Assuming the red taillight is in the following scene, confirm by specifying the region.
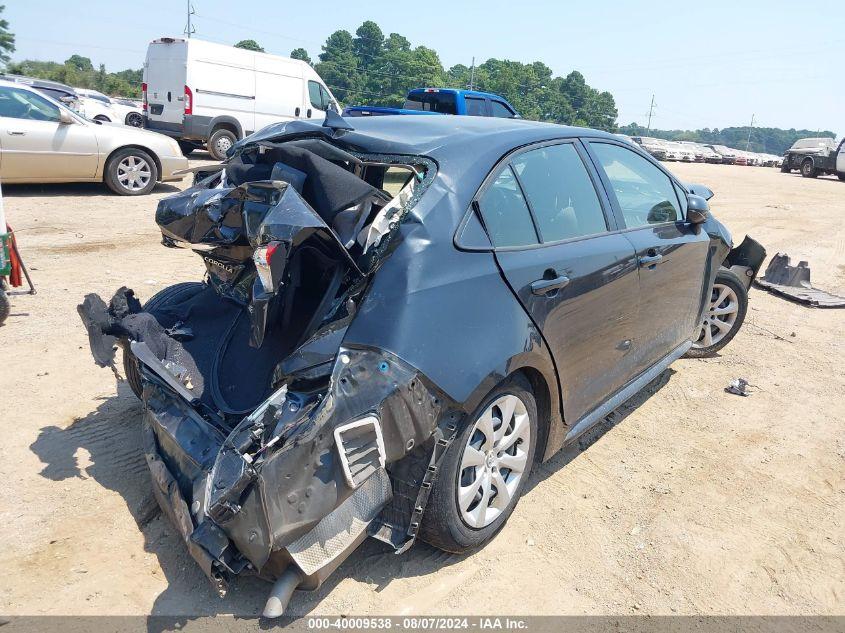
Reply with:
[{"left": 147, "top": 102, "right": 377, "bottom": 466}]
[
  {"left": 141, "top": 82, "right": 147, "bottom": 111},
  {"left": 254, "top": 242, "right": 284, "bottom": 293},
  {"left": 184, "top": 85, "right": 193, "bottom": 115}
]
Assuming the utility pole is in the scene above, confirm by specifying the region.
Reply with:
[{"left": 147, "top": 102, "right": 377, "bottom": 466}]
[
  {"left": 745, "top": 113, "right": 755, "bottom": 151},
  {"left": 184, "top": 0, "right": 196, "bottom": 38},
  {"left": 646, "top": 94, "right": 656, "bottom": 133},
  {"left": 469, "top": 57, "right": 476, "bottom": 91}
]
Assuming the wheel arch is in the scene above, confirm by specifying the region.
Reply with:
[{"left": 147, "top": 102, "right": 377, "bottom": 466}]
[
  {"left": 102, "top": 144, "right": 162, "bottom": 183},
  {"left": 209, "top": 116, "right": 243, "bottom": 139}
]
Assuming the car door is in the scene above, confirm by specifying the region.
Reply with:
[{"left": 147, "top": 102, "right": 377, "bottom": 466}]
[
  {"left": 476, "top": 140, "right": 640, "bottom": 425},
  {"left": 0, "top": 85, "right": 98, "bottom": 181},
  {"left": 585, "top": 140, "right": 710, "bottom": 374},
  {"left": 837, "top": 140, "right": 845, "bottom": 174}
]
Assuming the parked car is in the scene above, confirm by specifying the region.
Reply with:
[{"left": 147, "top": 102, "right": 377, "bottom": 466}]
[
  {"left": 783, "top": 137, "right": 845, "bottom": 179},
  {"left": 77, "top": 88, "right": 144, "bottom": 127},
  {"left": 781, "top": 137, "right": 843, "bottom": 178},
  {"left": 631, "top": 136, "right": 669, "bottom": 160},
  {"left": 79, "top": 114, "right": 765, "bottom": 617},
  {"left": 0, "top": 74, "right": 79, "bottom": 108},
  {"left": 706, "top": 144, "right": 737, "bottom": 164},
  {"left": 143, "top": 37, "right": 340, "bottom": 160},
  {"left": 0, "top": 79, "right": 187, "bottom": 195},
  {"left": 343, "top": 88, "right": 520, "bottom": 119},
  {"left": 666, "top": 141, "right": 697, "bottom": 162},
  {"left": 679, "top": 142, "right": 721, "bottom": 163}
]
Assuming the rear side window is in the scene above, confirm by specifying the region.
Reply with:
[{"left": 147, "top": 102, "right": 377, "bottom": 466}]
[
  {"left": 465, "top": 97, "right": 486, "bottom": 117},
  {"left": 510, "top": 144, "right": 607, "bottom": 241},
  {"left": 490, "top": 100, "right": 514, "bottom": 118},
  {"left": 403, "top": 92, "right": 457, "bottom": 114},
  {"left": 478, "top": 166, "right": 538, "bottom": 247},
  {"left": 589, "top": 142, "right": 682, "bottom": 228}
]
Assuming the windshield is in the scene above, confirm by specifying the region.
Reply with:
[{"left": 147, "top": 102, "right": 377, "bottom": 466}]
[{"left": 403, "top": 92, "right": 457, "bottom": 114}]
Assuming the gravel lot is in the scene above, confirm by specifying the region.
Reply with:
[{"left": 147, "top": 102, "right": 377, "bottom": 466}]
[{"left": 1, "top": 159, "right": 842, "bottom": 617}]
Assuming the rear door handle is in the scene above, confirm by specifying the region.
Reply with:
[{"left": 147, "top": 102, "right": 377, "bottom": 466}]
[
  {"left": 8, "top": 130, "right": 25, "bottom": 136},
  {"left": 638, "top": 253, "right": 663, "bottom": 268},
  {"left": 531, "top": 274, "right": 570, "bottom": 296}
]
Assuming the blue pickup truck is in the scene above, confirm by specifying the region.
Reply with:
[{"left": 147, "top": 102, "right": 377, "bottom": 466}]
[{"left": 343, "top": 88, "right": 520, "bottom": 118}]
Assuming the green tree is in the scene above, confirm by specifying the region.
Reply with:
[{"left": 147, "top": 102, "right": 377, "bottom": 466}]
[
  {"left": 290, "top": 47, "right": 311, "bottom": 64},
  {"left": 315, "top": 30, "right": 360, "bottom": 105},
  {"left": 234, "top": 39, "right": 264, "bottom": 52},
  {"left": 0, "top": 4, "right": 15, "bottom": 66},
  {"left": 65, "top": 54, "right": 93, "bottom": 72}
]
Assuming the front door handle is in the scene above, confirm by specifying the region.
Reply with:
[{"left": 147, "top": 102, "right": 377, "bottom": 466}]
[
  {"left": 8, "top": 130, "right": 25, "bottom": 136},
  {"left": 638, "top": 253, "right": 663, "bottom": 268},
  {"left": 531, "top": 274, "right": 570, "bottom": 296},
  {"left": 306, "top": 108, "right": 312, "bottom": 118}
]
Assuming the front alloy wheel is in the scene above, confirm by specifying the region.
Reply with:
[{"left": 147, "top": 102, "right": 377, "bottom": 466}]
[
  {"left": 458, "top": 394, "right": 531, "bottom": 529},
  {"left": 686, "top": 269, "right": 748, "bottom": 357}
]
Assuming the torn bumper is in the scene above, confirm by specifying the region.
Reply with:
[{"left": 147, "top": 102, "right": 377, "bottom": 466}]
[
  {"left": 724, "top": 235, "right": 767, "bottom": 289},
  {"left": 133, "top": 344, "right": 456, "bottom": 595},
  {"left": 141, "top": 418, "right": 227, "bottom": 593}
]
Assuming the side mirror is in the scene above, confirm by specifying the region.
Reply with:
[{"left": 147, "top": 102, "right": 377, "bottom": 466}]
[
  {"left": 58, "top": 109, "right": 76, "bottom": 125},
  {"left": 686, "top": 183, "right": 714, "bottom": 200},
  {"left": 686, "top": 194, "right": 710, "bottom": 224}
]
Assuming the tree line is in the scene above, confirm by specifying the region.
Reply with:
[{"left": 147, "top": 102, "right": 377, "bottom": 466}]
[
  {"left": 618, "top": 123, "right": 837, "bottom": 156},
  {"left": 0, "top": 7, "right": 835, "bottom": 145}
]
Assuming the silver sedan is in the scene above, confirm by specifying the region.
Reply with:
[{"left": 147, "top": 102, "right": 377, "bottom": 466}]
[{"left": 0, "top": 79, "right": 187, "bottom": 195}]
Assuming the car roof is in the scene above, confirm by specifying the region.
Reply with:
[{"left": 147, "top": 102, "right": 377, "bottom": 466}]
[
  {"left": 0, "top": 74, "right": 78, "bottom": 96},
  {"left": 408, "top": 87, "right": 513, "bottom": 101},
  {"left": 338, "top": 115, "right": 615, "bottom": 160}
]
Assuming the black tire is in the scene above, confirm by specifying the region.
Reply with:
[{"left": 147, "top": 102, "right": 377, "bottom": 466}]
[
  {"left": 801, "top": 158, "right": 818, "bottom": 178},
  {"left": 419, "top": 374, "right": 539, "bottom": 553},
  {"left": 104, "top": 147, "right": 159, "bottom": 195},
  {"left": 125, "top": 112, "right": 143, "bottom": 127},
  {"left": 123, "top": 282, "right": 205, "bottom": 399},
  {"left": 838, "top": 174, "right": 845, "bottom": 181},
  {"left": 685, "top": 269, "right": 748, "bottom": 358},
  {"left": 780, "top": 163, "right": 790, "bottom": 173},
  {"left": 207, "top": 128, "right": 237, "bottom": 161},
  {"left": 177, "top": 140, "right": 198, "bottom": 156},
  {"left": 0, "top": 287, "right": 10, "bottom": 326}
]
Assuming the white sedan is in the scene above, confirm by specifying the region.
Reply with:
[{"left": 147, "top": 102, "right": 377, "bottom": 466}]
[
  {"left": 76, "top": 88, "right": 144, "bottom": 127},
  {"left": 0, "top": 79, "right": 187, "bottom": 195}
]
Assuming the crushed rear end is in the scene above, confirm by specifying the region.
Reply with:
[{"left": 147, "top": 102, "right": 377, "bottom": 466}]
[{"left": 78, "top": 118, "right": 458, "bottom": 616}]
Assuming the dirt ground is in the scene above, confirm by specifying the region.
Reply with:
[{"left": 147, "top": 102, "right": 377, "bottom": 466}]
[{"left": 0, "top": 159, "right": 842, "bottom": 617}]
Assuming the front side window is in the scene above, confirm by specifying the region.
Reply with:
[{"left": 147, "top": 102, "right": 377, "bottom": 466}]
[
  {"left": 477, "top": 165, "right": 538, "bottom": 247},
  {"left": 510, "top": 143, "right": 607, "bottom": 242},
  {"left": 589, "top": 142, "right": 682, "bottom": 228},
  {"left": 0, "top": 86, "right": 61, "bottom": 122},
  {"left": 490, "top": 100, "right": 514, "bottom": 118},
  {"left": 308, "top": 80, "right": 332, "bottom": 110},
  {"left": 465, "top": 97, "right": 486, "bottom": 117}
]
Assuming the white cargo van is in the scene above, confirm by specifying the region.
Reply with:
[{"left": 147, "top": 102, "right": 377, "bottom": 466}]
[{"left": 143, "top": 37, "right": 339, "bottom": 159}]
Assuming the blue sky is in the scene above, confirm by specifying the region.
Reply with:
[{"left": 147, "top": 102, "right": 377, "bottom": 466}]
[{"left": 6, "top": 0, "right": 841, "bottom": 134}]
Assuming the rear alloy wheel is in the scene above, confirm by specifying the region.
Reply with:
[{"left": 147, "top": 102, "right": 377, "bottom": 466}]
[
  {"left": 686, "top": 269, "right": 748, "bottom": 358},
  {"left": 801, "top": 158, "right": 818, "bottom": 178},
  {"left": 420, "top": 375, "right": 538, "bottom": 553},
  {"left": 208, "top": 128, "right": 237, "bottom": 161},
  {"left": 125, "top": 112, "right": 143, "bottom": 127},
  {"left": 458, "top": 394, "right": 532, "bottom": 528},
  {"left": 105, "top": 148, "right": 158, "bottom": 195}
]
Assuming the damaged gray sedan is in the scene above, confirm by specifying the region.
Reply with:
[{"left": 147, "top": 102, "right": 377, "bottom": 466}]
[{"left": 79, "top": 113, "right": 765, "bottom": 617}]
